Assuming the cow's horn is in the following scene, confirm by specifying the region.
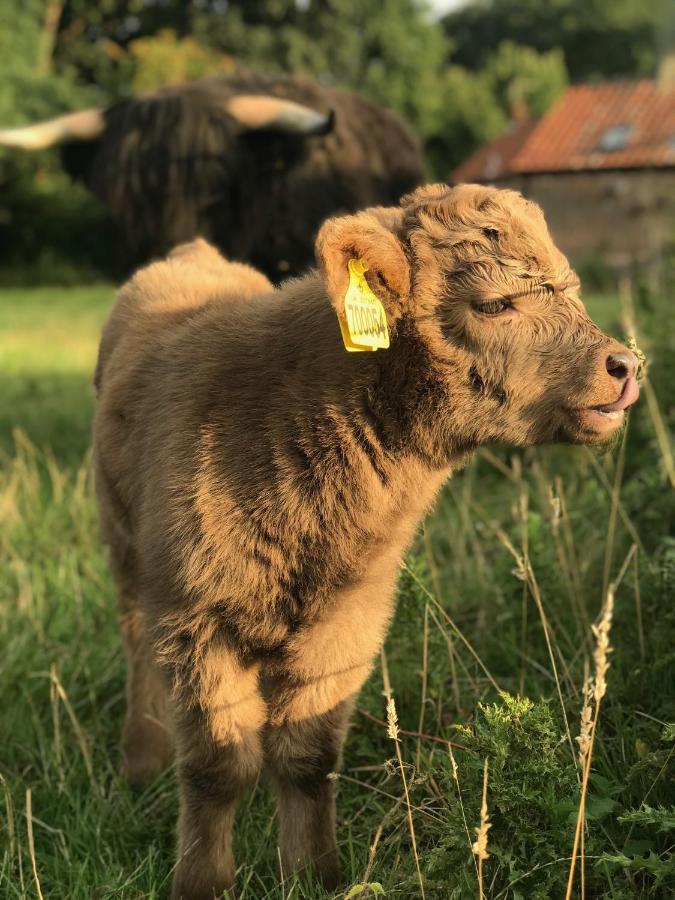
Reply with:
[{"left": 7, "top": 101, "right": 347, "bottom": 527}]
[
  {"left": 0, "top": 108, "right": 105, "bottom": 150},
  {"left": 226, "top": 95, "right": 333, "bottom": 135}
]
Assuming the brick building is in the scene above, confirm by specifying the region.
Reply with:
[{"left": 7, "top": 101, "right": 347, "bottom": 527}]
[{"left": 450, "top": 77, "right": 675, "bottom": 275}]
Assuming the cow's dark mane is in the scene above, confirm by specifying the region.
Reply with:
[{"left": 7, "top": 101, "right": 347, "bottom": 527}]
[{"left": 61, "top": 73, "right": 424, "bottom": 280}]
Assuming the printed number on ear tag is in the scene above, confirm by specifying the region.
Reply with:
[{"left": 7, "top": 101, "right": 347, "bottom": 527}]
[{"left": 338, "top": 258, "right": 390, "bottom": 352}]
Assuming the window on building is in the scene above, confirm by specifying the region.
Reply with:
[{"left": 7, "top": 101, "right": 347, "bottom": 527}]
[{"left": 597, "top": 124, "right": 633, "bottom": 152}]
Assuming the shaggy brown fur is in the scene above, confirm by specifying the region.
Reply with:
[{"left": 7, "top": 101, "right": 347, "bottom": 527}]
[
  {"left": 8, "top": 73, "right": 423, "bottom": 279},
  {"left": 93, "top": 184, "right": 639, "bottom": 899}
]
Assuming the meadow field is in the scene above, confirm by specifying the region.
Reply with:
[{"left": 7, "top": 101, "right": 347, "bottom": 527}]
[{"left": 0, "top": 283, "right": 673, "bottom": 898}]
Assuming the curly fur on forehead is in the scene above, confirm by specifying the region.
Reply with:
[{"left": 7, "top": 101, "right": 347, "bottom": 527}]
[{"left": 401, "top": 183, "right": 575, "bottom": 290}]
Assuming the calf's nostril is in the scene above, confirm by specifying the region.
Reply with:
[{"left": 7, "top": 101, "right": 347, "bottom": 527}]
[{"left": 606, "top": 351, "right": 637, "bottom": 382}]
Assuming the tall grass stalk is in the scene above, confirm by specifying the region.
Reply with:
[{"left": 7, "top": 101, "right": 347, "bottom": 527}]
[
  {"left": 620, "top": 275, "right": 675, "bottom": 488},
  {"left": 448, "top": 746, "right": 479, "bottom": 881},
  {"left": 566, "top": 545, "right": 636, "bottom": 899},
  {"left": 473, "top": 502, "right": 578, "bottom": 766},
  {"left": 385, "top": 693, "right": 426, "bottom": 900},
  {"left": 568, "top": 589, "right": 614, "bottom": 900},
  {"left": 544, "top": 476, "right": 588, "bottom": 638},
  {"left": 403, "top": 562, "right": 501, "bottom": 694},
  {"left": 423, "top": 526, "right": 461, "bottom": 713},
  {"left": 632, "top": 550, "right": 645, "bottom": 662},
  {"left": 25, "top": 788, "right": 44, "bottom": 900},
  {"left": 0, "top": 773, "right": 19, "bottom": 888},
  {"left": 416, "top": 578, "right": 430, "bottom": 769},
  {"left": 602, "top": 426, "right": 628, "bottom": 598},
  {"left": 472, "top": 759, "right": 491, "bottom": 900}
]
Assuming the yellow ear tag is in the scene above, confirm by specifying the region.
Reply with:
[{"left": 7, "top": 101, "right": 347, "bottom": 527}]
[{"left": 338, "top": 258, "right": 390, "bottom": 352}]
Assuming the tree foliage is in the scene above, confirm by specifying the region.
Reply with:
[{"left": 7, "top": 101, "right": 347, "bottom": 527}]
[
  {"left": 484, "top": 41, "right": 568, "bottom": 119},
  {"left": 191, "top": 0, "right": 446, "bottom": 139},
  {"left": 442, "top": 0, "right": 666, "bottom": 81},
  {"left": 426, "top": 65, "right": 506, "bottom": 175},
  {"left": 0, "top": 0, "right": 665, "bottom": 276},
  {"left": 128, "top": 29, "right": 235, "bottom": 93}
]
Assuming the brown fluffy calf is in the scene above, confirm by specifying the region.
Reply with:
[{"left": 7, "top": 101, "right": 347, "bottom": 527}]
[{"left": 93, "top": 184, "right": 639, "bottom": 898}]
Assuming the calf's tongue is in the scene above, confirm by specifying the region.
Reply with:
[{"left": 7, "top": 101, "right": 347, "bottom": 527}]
[{"left": 601, "top": 376, "right": 640, "bottom": 412}]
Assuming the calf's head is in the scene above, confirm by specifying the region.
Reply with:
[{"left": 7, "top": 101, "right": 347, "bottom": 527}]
[{"left": 317, "top": 183, "right": 639, "bottom": 453}]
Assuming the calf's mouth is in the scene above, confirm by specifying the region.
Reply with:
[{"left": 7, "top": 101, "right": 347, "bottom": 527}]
[{"left": 577, "top": 376, "right": 640, "bottom": 431}]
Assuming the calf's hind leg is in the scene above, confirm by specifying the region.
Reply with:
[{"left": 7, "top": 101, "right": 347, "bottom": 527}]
[
  {"left": 118, "top": 588, "right": 174, "bottom": 784},
  {"left": 100, "top": 489, "right": 174, "bottom": 784}
]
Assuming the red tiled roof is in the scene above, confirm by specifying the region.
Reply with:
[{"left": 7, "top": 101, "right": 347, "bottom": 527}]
[
  {"left": 451, "top": 80, "right": 675, "bottom": 181},
  {"left": 451, "top": 119, "right": 535, "bottom": 183}
]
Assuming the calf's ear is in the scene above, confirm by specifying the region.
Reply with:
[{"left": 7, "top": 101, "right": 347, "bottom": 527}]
[{"left": 315, "top": 210, "right": 410, "bottom": 321}]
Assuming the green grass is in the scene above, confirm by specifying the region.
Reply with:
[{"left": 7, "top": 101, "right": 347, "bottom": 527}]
[
  {"left": 1, "top": 284, "right": 674, "bottom": 898},
  {"left": 0, "top": 286, "right": 113, "bottom": 464}
]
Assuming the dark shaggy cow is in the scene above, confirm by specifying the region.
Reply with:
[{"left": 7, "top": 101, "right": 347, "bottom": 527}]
[{"left": 0, "top": 73, "right": 424, "bottom": 278}]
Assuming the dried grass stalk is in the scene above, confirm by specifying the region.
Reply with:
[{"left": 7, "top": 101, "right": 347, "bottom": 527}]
[
  {"left": 386, "top": 692, "right": 426, "bottom": 900},
  {"left": 472, "top": 758, "right": 491, "bottom": 899},
  {"left": 565, "top": 585, "right": 616, "bottom": 900}
]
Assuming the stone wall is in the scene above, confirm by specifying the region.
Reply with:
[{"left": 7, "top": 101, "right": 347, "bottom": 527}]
[{"left": 500, "top": 169, "right": 675, "bottom": 273}]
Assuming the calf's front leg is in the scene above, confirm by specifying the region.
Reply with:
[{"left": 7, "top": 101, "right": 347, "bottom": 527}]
[
  {"left": 264, "top": 696, "right": 355, "bottom": 890},
  {"left": 170, "top": 650, "right": 266, "bottom": 900},
  {"left": 263, "top": 581, "right": 397, "bottom": 888}
]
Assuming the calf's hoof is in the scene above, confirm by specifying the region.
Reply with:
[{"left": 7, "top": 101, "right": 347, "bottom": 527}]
[
  {"left": 280, "top": 854, "right": 343, "bottom": 894},
  {"left": 170, "top": 872, "right": 236, "bottom": 900}
]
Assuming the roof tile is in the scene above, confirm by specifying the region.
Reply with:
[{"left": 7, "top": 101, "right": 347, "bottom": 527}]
[
  {"left": 451, "top": 119, "right": 535, "bottom": 183},
  {"left": 451, "top": 80, "right": 675, "bottom": 181}
]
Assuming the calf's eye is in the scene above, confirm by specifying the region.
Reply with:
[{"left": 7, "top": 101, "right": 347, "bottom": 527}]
[{"left": 474, "top": 299, "right": 510, "bottom": 316}]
